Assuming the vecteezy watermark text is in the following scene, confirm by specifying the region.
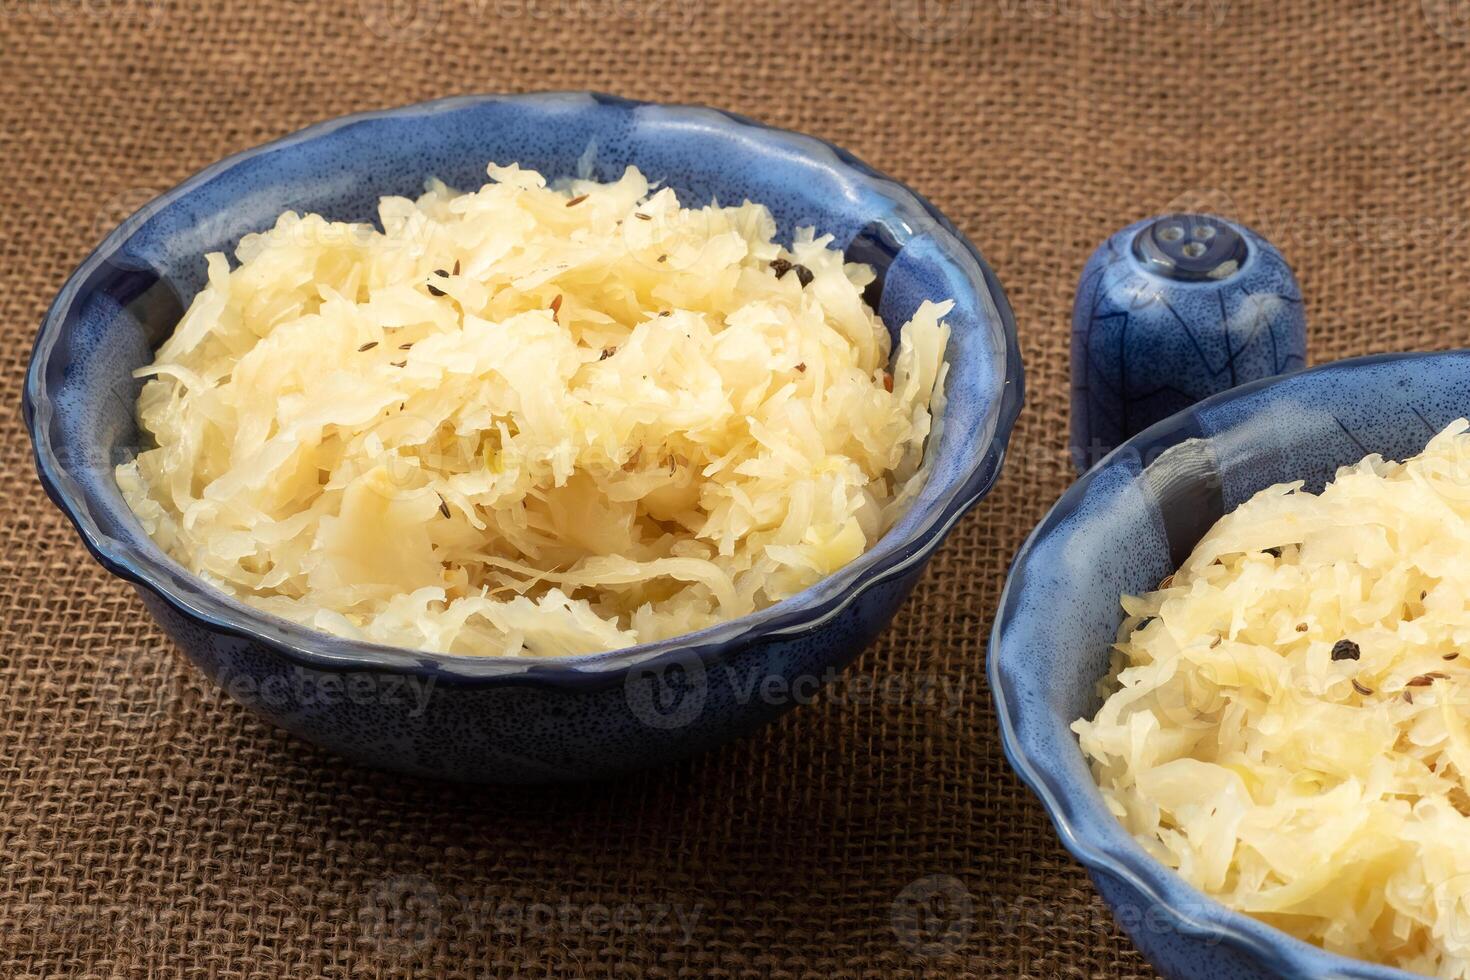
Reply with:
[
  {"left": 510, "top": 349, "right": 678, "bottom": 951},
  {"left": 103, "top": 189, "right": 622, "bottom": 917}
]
[
  {"left": 1001, "top": 0, "right": 1228, "bottom": 26},
  {"left": 360, "top": 0, "right": 702, "bottom": 41},
  {"left": 892, "top": 0, "right": 1227, "bottom": 42},
  {"left": 358, "top": 874, "right": 704, "bottom": 958},
  {"left": 2, "top": 0, "right": 165, "bottom": 29},
  {"left": 91, "top": 645, "right": 438, "bottom": 727},
  {"left": 626, "top": 657, "right": 967, "bottom": 731},
  {"left": 217, "top": 666, "right": 436, "bottom": 718}
]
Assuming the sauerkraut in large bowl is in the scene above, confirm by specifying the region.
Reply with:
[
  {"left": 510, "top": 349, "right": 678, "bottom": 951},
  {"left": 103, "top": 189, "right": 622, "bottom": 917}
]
[
  {"left": 115, "top": 162, "right": 952, "bottom": 658},
  {"left": 30, "top": 93, "right": 1019, "bottom": 781}
]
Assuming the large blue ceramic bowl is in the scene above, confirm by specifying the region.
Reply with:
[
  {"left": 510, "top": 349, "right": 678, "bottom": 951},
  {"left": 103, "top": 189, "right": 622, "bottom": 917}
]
[
  {"left": 25, "top": 93, "right": 1022, "bottom": 783},
  {"left": 990, "top": 350, "right": 1470, "bottom": 978}
]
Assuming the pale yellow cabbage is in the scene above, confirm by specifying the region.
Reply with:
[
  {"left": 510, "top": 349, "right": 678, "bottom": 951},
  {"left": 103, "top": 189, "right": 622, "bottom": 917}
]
[
  {"left": 117, "top": 163, "right": 950, "bottom": 657},
  {"left": 1075, "top": 420, "right": 1470, "bottom": 977}
]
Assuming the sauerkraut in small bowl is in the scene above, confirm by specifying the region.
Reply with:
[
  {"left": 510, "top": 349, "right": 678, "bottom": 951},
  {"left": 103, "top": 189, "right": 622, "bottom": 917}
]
[
  {"left": 992, "top": 350, "right": 1470, "bottom": 979},
  {"left": 26, "top": 93, "right": 1020, "bottom": 781}
]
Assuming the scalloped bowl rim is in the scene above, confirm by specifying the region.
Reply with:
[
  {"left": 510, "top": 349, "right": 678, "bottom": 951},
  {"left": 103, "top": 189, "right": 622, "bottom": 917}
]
[
  {"left": 25, "top": 91, "right": 1023, "bottom": 686},
  {"left": 989, "top": 349, "right": 1449, "bottom": 979}
]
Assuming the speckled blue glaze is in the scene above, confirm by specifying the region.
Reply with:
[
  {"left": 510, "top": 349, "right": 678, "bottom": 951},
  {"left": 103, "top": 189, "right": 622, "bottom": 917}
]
[
  {"left": 1070, "top": 214, "right": 1306, "bottom": 470},
  {"left": 25, "top": 93, "right": 1022, "bottom": 783},
  {"left": 991, "top": 351, "right": 1470, "bottom": 979}
]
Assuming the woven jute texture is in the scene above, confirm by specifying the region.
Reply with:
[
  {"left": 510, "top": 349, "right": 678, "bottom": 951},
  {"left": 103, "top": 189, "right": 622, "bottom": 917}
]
[{"left": 5, "top": 0, "right": 1470, "bottom": 976}]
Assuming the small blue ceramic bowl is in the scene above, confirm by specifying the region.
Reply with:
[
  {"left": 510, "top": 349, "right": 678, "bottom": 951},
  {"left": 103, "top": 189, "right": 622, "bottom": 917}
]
[
  {"left": 990, "top": 350, "right": 1470, "bottom": 978},
  {"left": 25, "top": 93, "right": 1021, "bottom": 783}
]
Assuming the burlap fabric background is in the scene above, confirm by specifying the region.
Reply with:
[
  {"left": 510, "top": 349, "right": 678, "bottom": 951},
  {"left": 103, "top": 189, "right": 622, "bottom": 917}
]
[{"left": 4, "top": 0, "right": 1470, "bottom": 976}]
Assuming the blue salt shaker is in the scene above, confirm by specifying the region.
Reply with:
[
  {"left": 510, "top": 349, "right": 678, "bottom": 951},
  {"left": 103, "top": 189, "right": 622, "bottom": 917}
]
[{"left": 1070, "top": 213, "right": 1306, "bottom": 470}]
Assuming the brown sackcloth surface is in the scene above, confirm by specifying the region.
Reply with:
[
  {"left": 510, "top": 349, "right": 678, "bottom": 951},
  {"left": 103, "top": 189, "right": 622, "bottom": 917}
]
[{"left": 4, "top": 0, "right": 1470, "bottom": 976}]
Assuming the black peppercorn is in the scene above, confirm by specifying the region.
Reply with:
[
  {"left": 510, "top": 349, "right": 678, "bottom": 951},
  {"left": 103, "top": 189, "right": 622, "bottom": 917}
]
[{"left": 769, "top": 258, "right": 814, "bottom": 286}]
